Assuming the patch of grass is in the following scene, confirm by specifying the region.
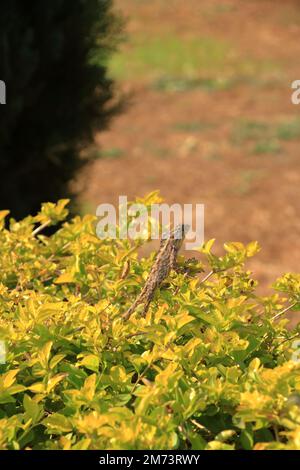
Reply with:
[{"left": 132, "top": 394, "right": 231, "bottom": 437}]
[
  {"left": 109, "top": 34, "right": 230, "bottom": 80},
  {"left": 101, "top": 147, "right": 125, "bottom": 159},
  {"left": 153, "top": 74, "right": 285, "bottom": 93},
  {"left": 84, "top": 146, "right": 125, "bottom": 160},
  {"left": 232, "top": 117, "right": 300, "bottom": 156},
  {"left": 109, "top": 31, "right": 282, "bottom": 87},
  {"left": 234, "top": 170, "right": 264, "bottom": 195},
  {"left": 172, "top": 121, "right": 215, "bottom": 132},
  {"left": 276, "top": 118, "right": 300, "bottom": 141},
  {"left": 152, "top": 76, "right": 233, "bottom": 92},
  {"left": 252, "top": 139, "right": 282, "bottom": 155},
  {"left": 231, "top": 120, "right": 271, "bottom": 145},
  {"left": 231, "top": 120, "right": 284, "bottom": 156}
]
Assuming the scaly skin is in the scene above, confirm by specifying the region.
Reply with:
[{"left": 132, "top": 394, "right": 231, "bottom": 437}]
[{"left": 122, "top": 224, "right": 189, "bottom": 320}]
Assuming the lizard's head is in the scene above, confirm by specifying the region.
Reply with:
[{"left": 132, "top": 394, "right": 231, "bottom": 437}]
[
  {"left": 172, "top": 223, "right": 190, "bottom": 248},
  {"left": 173, "top": 223, "right": 190, "bottom": 238},
  {"left": 160, "top": 224, "right": 190, "bottom": 249}
]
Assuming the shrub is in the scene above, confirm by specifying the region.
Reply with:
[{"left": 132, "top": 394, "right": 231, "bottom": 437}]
[
  {"left": 0, "top": 0, "right": 122, "bottom": 218},
  {"left": 0, "top": 194, "right": 300, "bottom": 450}
]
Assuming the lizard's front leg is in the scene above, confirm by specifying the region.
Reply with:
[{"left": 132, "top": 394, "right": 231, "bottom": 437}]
[
  {"left": 170, "top": 245, "right": 177, "bottom": 270},
  {"left": 170, "top": 245, "right": 184, "bottom": 274}
]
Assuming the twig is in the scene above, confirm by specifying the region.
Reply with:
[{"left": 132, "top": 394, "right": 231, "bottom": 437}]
[
  {"left": 199, "top": 268, "right": 226, "bottom": 285},
  {"left": 199, "top": 270, "right": 214, "bottom": 285},
  {"left": 276, "top": 332, "right": 300, "bottom": 349},
  {"left": 190, "top": 419, "right": 213, "bottom": 437},
  {"left": 125, "top": 331, "right": 147, "bottom": 340},
  {"left": 131, "top": 364, "right": 151, "bottom": 394},
  {"left": 272, "top": 302, "right": 297, "bottom": 321},
  {"left": 32, "top": 220, "right": 51, "bottom": 237},
  {"left": 273, "top": 424, "right": 280, "bottom": 442}
]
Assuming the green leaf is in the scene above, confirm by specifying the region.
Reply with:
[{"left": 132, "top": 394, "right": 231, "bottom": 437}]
[
  {"left": 23, "top": 394, "right": 42, "bottom": 423},
  {"left": 79, "top": 355, "right": 100, "bottom": 372},
  {"left": 240, "top": 429, "right": 253, "bottom": 450},
  {"left": 43, "top": 413, "right": 73, "bottom": 434}
]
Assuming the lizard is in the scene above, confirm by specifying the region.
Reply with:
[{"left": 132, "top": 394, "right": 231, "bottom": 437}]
[{"left": 122, "top": 224, "right": 189, "bottom": 320}]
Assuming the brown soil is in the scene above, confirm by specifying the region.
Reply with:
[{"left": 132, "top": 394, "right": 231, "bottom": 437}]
[{"left": 76, "top": 0, "right": 300, "bottom": 320}]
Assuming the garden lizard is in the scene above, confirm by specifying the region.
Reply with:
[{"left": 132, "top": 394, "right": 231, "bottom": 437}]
[{"left": 122, "top": 224, "right": 189, "bottom": 320}]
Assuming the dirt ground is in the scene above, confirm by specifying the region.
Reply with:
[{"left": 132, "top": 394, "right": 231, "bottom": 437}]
[{"left": 76, "top": 0, "right": 300, "bottom": 318}]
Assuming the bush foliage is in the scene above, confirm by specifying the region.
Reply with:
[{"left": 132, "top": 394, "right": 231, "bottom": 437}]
[
  {"left": 0, "top": 194, "right": 300, "bottom": 450},
  {"left": 0, "top": 0, "right": 122, "bottom": 218}
]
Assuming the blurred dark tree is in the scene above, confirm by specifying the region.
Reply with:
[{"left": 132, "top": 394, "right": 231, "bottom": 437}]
[{"left": 0, "top": 0, "right": 123, "bottom": 218}]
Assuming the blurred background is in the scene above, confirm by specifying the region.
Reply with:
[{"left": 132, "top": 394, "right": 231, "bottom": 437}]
[{"left": 1, "top": 0, "right": 300, "bottom": 294}]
